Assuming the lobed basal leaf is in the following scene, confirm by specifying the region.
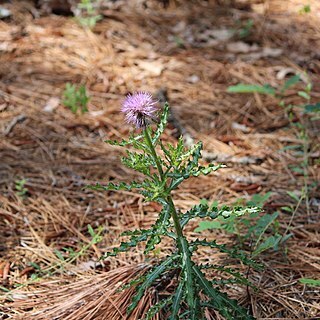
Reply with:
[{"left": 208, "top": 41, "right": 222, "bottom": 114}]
[
  {"left": 190, "top": 239, "right": 261, "bottom": 269},
  {"left": 127, "top": 255, "right": 178, "bottom": 315},
  {"left": 193, "top": 266, "right": 254, "bottom": 320}
]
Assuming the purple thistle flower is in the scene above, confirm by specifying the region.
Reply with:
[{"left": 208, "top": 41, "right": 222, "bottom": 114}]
[{"left": 121, "top": 92, "right": 159, "bottom": 129}]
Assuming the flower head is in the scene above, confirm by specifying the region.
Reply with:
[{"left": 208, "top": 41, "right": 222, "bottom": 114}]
[{"left": 121, "top": 92, "right": 159, "bottom": 128}]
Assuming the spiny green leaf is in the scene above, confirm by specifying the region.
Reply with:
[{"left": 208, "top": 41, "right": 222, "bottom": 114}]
[
  {"left": 160, "top": 136, "right": 186, "bottom": 168},
  {"left": 152, "top": 102, "right": 170, "bottom": 145},
  {"left": 179, "top": 237, "right": 196, "bottom": 311},
  {"left": 169, "top": 163, "right": 222, "bottom": 191},
  {"left": 105, "top": 133, "right": 144, "bottom": 148},
  {"left": 189, "top": 164, "right": 222, "bottom": 177},
  {"left": 121, "top": 150, "right": 154, "bottom": 176},
  {"left": 127, "top": 256, "right": 177, "bottom": 315},
  {"left": 145, "top": 205, "right": 173, "bottom": 253},
  {"left": 142, "top": 296, "right": 173, "bottom": 320},
  {"left": 199, "top": 263, "right": 252, "bottom": 286},
  {"left": 105, "top": 232, "right": 151, "bottom": 258},
  {"left": 190, "top": 239, "right": 260, "bottom": 269},
  {"left": 180, "top": 203, "right": 219, "bottom": 228},
  {"left": 119, "top": 271, "right": 148, "bottom": 292},
  {"left": 194, "top": 206, "right": 260, "bottom": 233},
  {"left": 87, "top": 181, "right": 143, "bottom": 192},
  {"left": 168, "top": 281, "right": 184, "bottom": 320},
  {"left": 194, "top": 266, "right": 254, "bottom": 320}
]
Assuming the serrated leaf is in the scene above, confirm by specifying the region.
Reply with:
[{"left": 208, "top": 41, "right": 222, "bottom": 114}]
[
  {"left": 119, "top": 272, "right": 147, "bottom": 292},
  {"left": 199, "top": 263, "right": 252, "bottom": 287},
  {"left": 105, "top": 133, "right": 145, "bottom": 149},
  {"left": 145, "top": 205, "right": 173, "bottom": 253},
  {"left": 191, "top": 205, "right": 259, "bottom": 233},
  {"left": 127, "top": 256, "right": 176, "bottom": 315},
  {"left": 178, "top": 237, "right": 197, "bottom": 313},
  {"left": 191, "top": 239, "right": 260, "bottom": 268},
  {"left": 121, "top": 150, "right": 153, "bottom": 176},
  {"left": 87, "top": 181, "right": 143, "bottom": 192},
  {"left": 193, "top": 266, "right": 254, "bottom": 320},
  {"left": 180, "top": 203, "right": 218, "bottom": 228},
  {"left": 143, "top": 296, "right": 173, "bottom": 320},
  {"left": 152, "top": 102, "right": 169, "bottom": 145},
  {"left": 107, "top": 233, "right": 149, "bottom": 257},
  {"left": 168, "top": 281, "right": 184, "bottom": 320},
  {"left": 227, "top": 84, "right": 275, "bottom": 95}
]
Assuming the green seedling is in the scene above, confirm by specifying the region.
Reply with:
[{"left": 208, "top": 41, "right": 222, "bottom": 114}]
[{"left": 62, "top": 83, "right": 90, "bottom": 115}]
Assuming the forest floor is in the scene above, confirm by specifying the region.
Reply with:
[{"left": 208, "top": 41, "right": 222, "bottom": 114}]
[{"left": 0, "top": 0, "right": 320, "bottom": 319}]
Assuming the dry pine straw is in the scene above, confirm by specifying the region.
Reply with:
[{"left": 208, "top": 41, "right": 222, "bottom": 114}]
[{"left": 0, "top": 0, "right": 320, "bottom": 319}]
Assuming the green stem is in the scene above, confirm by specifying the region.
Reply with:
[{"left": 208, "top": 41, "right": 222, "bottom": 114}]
[
  {"left": 143, "top": 127, "right": 164, "bottom": 179},
  {"left": 143, "top": 127, "right": 185, "bottom": 239},
  {"left": 143, "top": 126, "right": 197, "bottom": 312}
]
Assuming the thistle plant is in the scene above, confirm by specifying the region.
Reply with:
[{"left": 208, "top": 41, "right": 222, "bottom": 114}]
[{"left": 90, "top": 92, "right": 259, "bottom": 319}]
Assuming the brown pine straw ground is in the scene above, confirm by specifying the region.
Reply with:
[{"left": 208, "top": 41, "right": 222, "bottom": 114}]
[{"left": 0, "top": 0, "right": 320, "bottom": 319}]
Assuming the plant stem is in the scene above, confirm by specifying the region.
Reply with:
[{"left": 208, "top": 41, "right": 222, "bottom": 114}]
[
  {"left": 143, "top": 127, "right": 185, "bottom": 239},
  {"left": 143, "top": 127, "right": 164, "bottom": 179},
  {"left": 143, "top": 127, "right": 197, "bottom": 311}
]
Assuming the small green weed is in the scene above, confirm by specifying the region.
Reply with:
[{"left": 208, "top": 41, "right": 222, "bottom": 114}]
[
  {"left": 235, "top": 19, "right": 254, "bottom": 39},
  {"left": 15, "top": 178, "right": 28, "bottom": 198},
  {"left": 21, "top": 225, "right": 103, "bottom": 280},
  {"left": 299, "top": 4, "right": 311, "bottom": 14},
  {"left": 49, "top": 224, "right": 103, "bottom": 274},
  {"left": 195, "top": 193, "right": 290, "bottom": 257},
  {"left": 62, "top": 83, "right": 90, "bottom": 115},
  {"left": 228, "top": 74, "right": 319, "bottom": 222},
  {"left": 76, "top": 0, "right": 102, "bottom": 29}
]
